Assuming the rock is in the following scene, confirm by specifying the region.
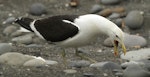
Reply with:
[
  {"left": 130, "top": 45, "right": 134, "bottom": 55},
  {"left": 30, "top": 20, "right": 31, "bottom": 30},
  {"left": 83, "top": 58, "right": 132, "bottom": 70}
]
[
  {"left": 99, "top": 9, "right": 112, "bottom": 17},
  {"left": 63, "top": 69, "right": 77, "bottom": 74},
  {"left": 113, "top": 18, "right": 123, "bottom": 27},
  {"left": 3, "top": 25, "right": 18, "bottom": 36},
  {"left": 69, "top": 60, "right": 91, "bottom": 68},
  {"left": 121, "top": 48, "right": 150, "bottom": 60},
  {"left": 124, "top": 33, "right": 147, "bottom": 47},
  {"left": 121, "top": 60, "right": 150, "bottom": 71},
  {"left": 103, "top": 33, "right": 147, "bottom": 48},
  {"left": 108, "top": 13, "right": 120, "bottom": 19},
  {"left": 124, "top": 10, "right": 144, "bottom": 29},
  {"left": 0, "top": 52, "right": 34, "bottom": 65},
  {"left": 2, "top": 17, "right": 16, "bottom": 24},
  {"left": 123, "top": 64, "right": 150, "bottom": 77},
  {"left": 90, "top": 61, "right": 122, "bottom": 71},
  {"left": 11, "top": 34, "right": 34, "bottom": 44},
  {"left": 83, "top": 73, "right": 95, "bottom": 77},
  {"left": 29, "top": 3, "right": 47, "bottom": 16},
  {"left": 90, "top": 4, "right": 103, "bottom": 14},
  {"left": 45, "top": 60, "right": 58, "bottom": 65},
  {"left": 0, "top": 43, "right": 13, "bottom": 54},
  {"left": 101, "top": 0, "right": 121, "bottom": 5},
  {"left": 23, "top": 57, "right": 47, "bottom": 66}
]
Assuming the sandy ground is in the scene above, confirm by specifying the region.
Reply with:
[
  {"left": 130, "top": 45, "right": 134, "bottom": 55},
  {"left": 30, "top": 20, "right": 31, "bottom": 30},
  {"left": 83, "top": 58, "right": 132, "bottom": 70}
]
[{"left": 0, "top": 0, "right": 150, "bottom": 77}]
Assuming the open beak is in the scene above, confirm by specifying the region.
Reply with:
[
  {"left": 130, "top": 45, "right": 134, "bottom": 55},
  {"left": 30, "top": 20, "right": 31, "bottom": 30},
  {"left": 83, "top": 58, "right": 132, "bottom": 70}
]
[{"left": 114, "top": 40, "right": 126, "bottom": 56}]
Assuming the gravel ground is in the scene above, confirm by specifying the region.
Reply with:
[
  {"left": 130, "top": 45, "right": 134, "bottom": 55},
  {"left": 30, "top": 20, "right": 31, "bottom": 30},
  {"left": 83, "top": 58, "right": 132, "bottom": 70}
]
[{"left": 0, "top": 0, "right": 150, "bottom": 77}]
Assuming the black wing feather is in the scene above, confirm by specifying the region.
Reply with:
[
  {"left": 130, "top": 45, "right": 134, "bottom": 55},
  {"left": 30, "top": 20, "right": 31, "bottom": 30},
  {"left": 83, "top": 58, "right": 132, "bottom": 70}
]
[{"left": 34, "top": 15, "right": 79, "bottom": 42}]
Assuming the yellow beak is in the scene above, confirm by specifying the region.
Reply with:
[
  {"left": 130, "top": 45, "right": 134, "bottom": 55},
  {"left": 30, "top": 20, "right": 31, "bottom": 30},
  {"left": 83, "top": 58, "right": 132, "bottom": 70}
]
[{"left": 114, "top": 40, "right": 126, "bottom": 56}]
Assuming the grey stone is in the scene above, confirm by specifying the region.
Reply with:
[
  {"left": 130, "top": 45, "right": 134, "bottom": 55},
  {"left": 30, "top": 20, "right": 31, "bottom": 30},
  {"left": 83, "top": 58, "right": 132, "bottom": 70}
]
[
  {"left": 103, "top": 33, "right": 147, "bottom": 47},
  {"left": 2, "top": 17, "right": 16, "bottom": 24},
  {"left": 45, "top": 60, "right": 58, "bottom": 65},
  {"left": 90, "top": 61, "right": 122, "bottom": 71},
  {"left": 121, "top": 48, "right": 150, "bottom": 60},
  {"left": 101, "top": 0, "right": 121, "bottom": 5},
  {"left": 108, "top": 13, "right": 120, "bottom": 19},
  {"left": 11, "top": 34, "right": 34, "bottom": 44},
  {"left": 0, "top": 43, "right": 13, "bottom": 54},
  {"left": 123, "top": 65, "right": 150, "bottom": 77},
  {"left": 0, "top": 52, "right": 34, "bottom": 65},
  {"left": 3, "top": 25, "right": 18, "bottom": 36},
  {"left": 90, "top": 4, "right": 103, "bottom": 14},
  {"left": 23, "top": 57, "right": 47, "bottom": 66},
  {"left": 63, "top": 69, "right": 77, "bottom": 74},
  {"left": 69, "top": 60, "right": 91, "bottom": 68},
  {"left": 29, "top": 3, "right": 47, "bottom": 16},
  {"left": 124, "top": 10, "right": 144, "bottom": 29},
  {"left": 113, "top": 18, "right": 123, "bottom": 27}
]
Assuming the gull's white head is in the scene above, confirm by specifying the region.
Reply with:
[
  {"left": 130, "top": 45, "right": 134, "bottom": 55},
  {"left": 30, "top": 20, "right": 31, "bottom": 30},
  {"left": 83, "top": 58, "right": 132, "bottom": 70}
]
[{"left": 108, "top": 26, "right": 126, "bottom": 56}]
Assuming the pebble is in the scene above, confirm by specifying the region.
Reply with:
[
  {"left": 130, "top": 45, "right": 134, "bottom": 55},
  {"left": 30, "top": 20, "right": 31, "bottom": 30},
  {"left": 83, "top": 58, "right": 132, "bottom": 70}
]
[
  {"left": 63, "top": 69, "right": 77, "bottom": 74},
  {"left": 2, "top": 17, "right": 16, "bottom": 24},
  {"left": 121, "top": 60, "right": 150, "bottom": 70},
  {"left": 123, "top": 64, "right": 150, "bottom": 77},
  {"left": 108, "top": 13, "right": 120, "bottom": 19},
  {"left": 45, "top": 60, "right": 58, "bottom": 65},
  {"left": 99, "top": 9, "right": 112, "bottom": 17},
  {"left": 113, "top": 18, "right": 123, "bottom": 27},
  {"left": 124, "top": 10, "right": 144, "bottom": 29},
  {"left": 90, "top": 4, "right": 103, "bottom": 14},
  {"left": 0, "top": 52, "right": 34, "bottom": 65},
  {"left": 100, "top": 0, "right": 121, "bottom": 5},
  {"left": 0, "top": 43, "right": 13, "bottom": 55},
  {"left": 69, "top": 60, "right": 91, "bottom": 68},
  {"left": 121, "top": 48, "right": 150, "bottom": 60},
  {"left": 83, "top": 73, "right": 95, "bottom": 77},
  {"left": 23, "top": 57, "right": 47, "bottom": 66},
  {"left": 3, "top": 25, "right": 18, "bottom": 36},
  {"left": 103, "top": 33, "right": 147, "bottom": 48},
  {"left": 11, "top": 34, "right": 34, "bottom": 44},
  {"left": 90, "top": 61, "right": 122, "bottom": 71},
  {"left": 29, "top": 3, "right": 47, "bottom": 16}
]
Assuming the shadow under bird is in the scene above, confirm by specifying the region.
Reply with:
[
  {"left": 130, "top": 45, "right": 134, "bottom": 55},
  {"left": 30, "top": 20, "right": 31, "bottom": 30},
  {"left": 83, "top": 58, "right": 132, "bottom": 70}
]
[{"left": 14, "top": 14, "right": 126, "bottom": 63}]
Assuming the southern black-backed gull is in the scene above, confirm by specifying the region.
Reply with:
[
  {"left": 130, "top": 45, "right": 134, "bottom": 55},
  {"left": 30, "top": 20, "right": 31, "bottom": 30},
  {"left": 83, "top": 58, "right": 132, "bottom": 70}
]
[{"left": 15, "top": 14, "right": 126, "bottom": 62}]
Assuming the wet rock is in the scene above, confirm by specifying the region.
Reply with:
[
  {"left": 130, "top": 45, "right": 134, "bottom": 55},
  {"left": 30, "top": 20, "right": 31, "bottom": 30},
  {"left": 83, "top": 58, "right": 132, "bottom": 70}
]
[
  {"left": 63, "top": 69, "right": 77, "bottom": 74},
  {"left": 90, "top": 61, "right": 122, "bottom": 71},
  {"left": 100, "top": 0, "right": 121, "bottom": 5},
  {"left": 11, "top": 34, "right": 34, "bottom": 44},
  {"left": 0, "top": 52, "right": 34, "bottom": 65},
  {"left": 124, "top": 10, "right": 144, "bottom": 29},
  {"left": 23, "top": 57, "right": 47, "bottom": 66},
  {"left": 2, "top": 17, "right": 16, "bottom": 24},
  {"left": 121, "top": 48, "right": 150, "bottom": 60},
  {"left": 103, "top": 33, "right": 147, "bottom": 47},
  {"left": 123, "top": 64, "right": 150, "bottom": 77},
  {"left": 0, "top": 43, "right": 13, "bottom": 55},
  {"left": 90, "top": 4, "right": 103, "bottom": 14},
  {"left": 29, "top": 3, "right": 47, "bottom": 16},
  {"left": 3, "top": 25, "right": 18, "bottom": 36},
  {"left": 69, "top": 60, "right": 91, "bottom": 68}
]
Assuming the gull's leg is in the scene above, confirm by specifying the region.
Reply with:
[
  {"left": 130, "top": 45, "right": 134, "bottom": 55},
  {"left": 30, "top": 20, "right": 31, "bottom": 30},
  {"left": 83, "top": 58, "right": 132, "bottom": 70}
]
[
  {"left": 75, "top": 48, "right": 97, "bottom": 63},
  {"left": 61, "top": 49, "right": 67, "bottom": 66}
]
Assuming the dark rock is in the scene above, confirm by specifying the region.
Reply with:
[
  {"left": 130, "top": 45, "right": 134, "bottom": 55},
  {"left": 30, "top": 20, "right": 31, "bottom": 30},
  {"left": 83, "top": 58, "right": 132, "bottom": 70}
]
[
  {"left": 69, "top": 60, "right": 91, "bottom": 68},
  {"left": 101, "top": 0, "right": 121, "bottom": 5}
]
